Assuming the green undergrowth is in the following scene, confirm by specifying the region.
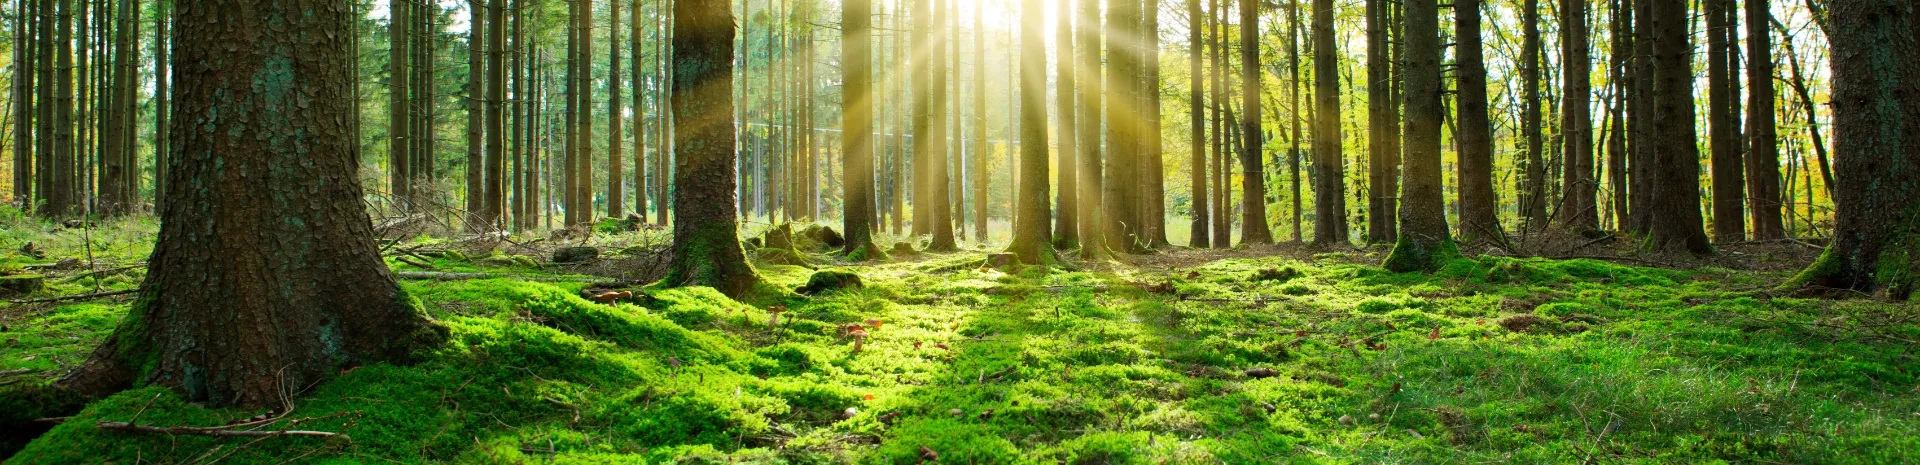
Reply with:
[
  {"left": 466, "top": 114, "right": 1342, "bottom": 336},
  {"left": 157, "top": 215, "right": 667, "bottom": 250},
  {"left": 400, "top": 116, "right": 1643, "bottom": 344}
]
[{"left": 2, "top": 233, "right": 1917, "bottom": 463}]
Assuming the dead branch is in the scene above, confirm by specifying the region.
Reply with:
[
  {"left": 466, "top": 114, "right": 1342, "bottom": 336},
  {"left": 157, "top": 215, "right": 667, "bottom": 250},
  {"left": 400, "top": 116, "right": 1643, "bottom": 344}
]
[
  {"left": 7, "top": 289, "right": 138, "bottom": 304},
  {"left": 96, "top": 421, "right": 348, "bottom": 440}
]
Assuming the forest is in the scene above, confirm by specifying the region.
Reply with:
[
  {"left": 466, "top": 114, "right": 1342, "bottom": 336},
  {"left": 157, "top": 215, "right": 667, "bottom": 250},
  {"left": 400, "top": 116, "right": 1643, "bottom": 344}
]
[{"left": 1, "top": 0, "right": 1918, "bottom": 462}]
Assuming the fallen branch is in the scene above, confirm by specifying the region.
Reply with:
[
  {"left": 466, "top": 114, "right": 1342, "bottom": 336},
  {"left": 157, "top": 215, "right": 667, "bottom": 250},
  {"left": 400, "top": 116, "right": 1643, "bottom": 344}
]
[
  {"left": 7, "top": 289, "right": 138, "bottom": 304},
  {"left": 394, "top": 271, "right": 623, "bottom": 286},
  {"left": 96, "top": 421, "right": 348, "bottom": 440}
]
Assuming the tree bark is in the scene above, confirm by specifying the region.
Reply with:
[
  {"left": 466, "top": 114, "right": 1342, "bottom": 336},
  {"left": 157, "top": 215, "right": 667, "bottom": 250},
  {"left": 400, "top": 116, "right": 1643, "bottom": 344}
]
[
  {"left": 1454, "top": 0, "right": 1499, "bottom": 245},
  {"left": 1052, "top": 0, "right": 1076, "bottom": 248},
  {"left": 607, "top": 0, "right": 624, "bottom": 218},
  {"left": 1786, "top": 0, "right": 1920, "bottom": 299},
  {"left": 1745, "top": 0, "right": 1784, "bottom": 240},
  {"left": 1075, "top": 0, "right": 1105, "bottom": 258},
  {"left": 1520, "top": 0, "right": 1545, "bottom": 230},
  {"left": 467, "top": 0, "right": 486, "bottom": 225},
  {"left": 665, "top": 0, "right": 761, "bottom": 297},
  {"left": 1647, "top": 0, "right": 1712, "bottom": 254},
  {"left": 926, "top": 0, "right": 957, "bottom": 251},
  {"left": 1364, "top": 0, "right": 1396, "bottom": 243},
  {"left": 1288, "top": 0, "right": 1302, "bottom": 242},
  {"left": 1310, "top": 0, "right": 1345, "bottom": 245},
  {"left": 1141, "top": 2, "right": 1170, "bottom": 249},
  {"left": 389, "top": 0, "right": 410, "bottom": 205},
  {"left": 841, "top": 0, "right": 884, "bottom": 259},
  {"left": 58, "top": 0, "right": 444, "bottom": 407},
  {"left": 1102, "top": 0, "right": 1139, "bottom": 252},
  {"left": 1188, "top": 0, "right": 1209, "bottom": 249},
  {"left": 1382, "top": 0, "right": 1449, "bottom": 272},
  {"left": 1238, "top": 0, "right": 1272, "bottom": 245},
  {"left": 1007, "top": 0, "right": 1054, "bottom": 265},
  {"left": 486, "top": 0, "right": 506, "bottom": 230},
  {"left": 1556, "top": 0, "right": 1595, "bottom": 231},
  {"left": 1707, "top": 0, "right": 1744, "bottom": 241}
]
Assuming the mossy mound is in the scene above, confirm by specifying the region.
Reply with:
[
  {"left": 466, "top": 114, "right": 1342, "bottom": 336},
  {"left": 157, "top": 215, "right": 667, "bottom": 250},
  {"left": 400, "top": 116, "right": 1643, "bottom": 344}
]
[
  {"left": 0, "top": 274, "right": 44, "bottom": 297},
  {"left": 796, "top": 270, "right": 863, "bottom": 296}
]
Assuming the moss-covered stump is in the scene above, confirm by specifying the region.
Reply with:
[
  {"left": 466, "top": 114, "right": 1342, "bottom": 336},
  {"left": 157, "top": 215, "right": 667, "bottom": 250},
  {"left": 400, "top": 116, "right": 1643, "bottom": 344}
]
[
  {"left": 0, "top": 274, "right": 44, "bottom": 297},
  {"left": 800, "top": 225, "right": 846, "bottom": 250},
  {"left": 796, "top": 270, "right": 863, "bottom": 295},
  {"left": 889, "top": 242, "right": 918, "bottom": 256},
  {"left": 756, "top": 247, "right": 812, "bottom": 267},
  {"left": 552, "top": 247, "right": 601, "bottom": 264}
]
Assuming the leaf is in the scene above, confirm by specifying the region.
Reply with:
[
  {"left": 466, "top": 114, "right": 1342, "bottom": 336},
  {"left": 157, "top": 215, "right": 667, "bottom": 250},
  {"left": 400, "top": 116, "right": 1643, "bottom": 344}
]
[{"left": 1428, "top": 327, "right": 1441, "bottom": 341}]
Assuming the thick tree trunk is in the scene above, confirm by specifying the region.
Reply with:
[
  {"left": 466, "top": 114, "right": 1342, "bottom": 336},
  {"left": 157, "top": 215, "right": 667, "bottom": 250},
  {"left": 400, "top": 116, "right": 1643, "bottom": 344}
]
[
  {"left": 1647, "top": 0, "right": 1712, "bottom": 254},
  {"left": 1627, "top": 0, "right": 1653, "bottom": 234},
  {"left": 1007, "top": 0, "right": 1054, "bottom": 265},
  {"left": 1745, "top": 0, "right": 1784, "bottom": 240},
  {"left": 1102, "top": 0, "right": 1139, "bottom": 252},
  {"left": 1188, "top": 0, "right": 1209, "bottom": 249},
  {"left": 910, "top": 0, "right": 931, "bottom": 237},
  {"left": 1238, "top": 0, "right": 1272, "bottom": 245},
  {"left": 1707, "top": 0, "right": 1744, "bottom": 241},
  {"left": 1556, "top": 0, "right": 1595, "bottom": 231},
  {"left": 926, "top": 0, "right": 957, "bottom": 251},
  {"left": 842, "top": 0, "right": 883, "bottom": 259},
  {"left": 58, "top": 0, "right": 444, "bottom": 407},
  {"left": 1364, "top": 0, "right": 1396, "bottom": 244},
  {"left": 1310, "top": 0, "right": 1345, "bottom": 245},
  {"left": 666, "top": 0, "right": 760, "bottom": 297},
  {"left": 1141, "top": 4, "right": 1170, "bottom": 249},
  {"left": 1787, "top": 0, "right": 1920, "bottom": 299},
  {"left": 1454, "top": 0, "right": 1499, "bottom": 245},
  {"left": 1383, "top": 0, "right": 1449, "bottom": 272}
]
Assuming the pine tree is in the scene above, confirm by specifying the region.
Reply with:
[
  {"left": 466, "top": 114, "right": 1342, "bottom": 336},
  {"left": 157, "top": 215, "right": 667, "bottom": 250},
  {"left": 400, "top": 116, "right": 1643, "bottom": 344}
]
[
  {"left": 665, "top": 0, "right": 761, "bottom": 297},
  {"left": 1382, "top": 0, "right": 1450, "bottom": 272},
  {"left": 1310, "top": 0, "right": 1345, "bottom": 245},
  {"left": 1006, "top": 0, "right": 1054, "bottom": 265},
  {"left": 1454, "top": 0, "right": 1499, "bottom": 244},
  {"left": 1238, "top": 0, "right": 1273, "bottom": 245},
  {"left": 1647, "top": 0, "right": 1711, "bottom": 254},
  {"left": 841, "top": 0, "right": 884, "bottom": 259}
]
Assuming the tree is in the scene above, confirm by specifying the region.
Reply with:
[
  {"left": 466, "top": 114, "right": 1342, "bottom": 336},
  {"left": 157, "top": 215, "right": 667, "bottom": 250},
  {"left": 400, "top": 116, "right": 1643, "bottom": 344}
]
[
  {"left": 50, "top": 0, "right": 73, "bottom": 217},
  {"left": 1140, "top": 3, "right": 1170, "bottom": 249},
  {"left": 1052, "top": 0, "right": 1077, "bottom": 248},
  {"left": 1287, "top": 0, "right": 1302, "bottom": 242},
  {"left": 841, "top": 0, "right": 885, "bottom": 260},
  {"left": 1006, "top": 0, "right": 1054, "bottom": 264},
  {"left": 664, "top": 0, "right": 762, "bottom": 297},
  {"left": 1707, "top": 0, "right": 1744, "bottom": 241},
  {"left": 608, "top": 0, "right": 624, "bottom": 218},
  {"left": 910, "top": 0, "right": 931, "bottom": 237},
  {"left": 1209, "top": 0, "right": 1228, "bottom": 248},
  {"left": 1310, "top": 0, "right": 1345, "bottom": 245},
  {"left": 927, "top": 0, "right": 957, "bottom": 251},
  {"left": 1785, "top": 0, "right": 1920, "bottom": 299},
  {"left": 1646, "top": 0, "right": 1711, "bottom": 254},
  {"left": 1556, "top": 0, "right": 1595, "bottom": 230},
  {"left": 467, "top": 0, "right": 485, "bottom": 224},
  {"left": 976, "top": 3, "right": 992, "bottom": 243},
  {"left": 1187, "top": 0, "right": 1209, "bottom": 248},
  {"left": 630, "top": 0, "right": 646, "bottom": 223},
  {"left": 1519, "top": 0, "right": 1544, "bottom": 230},
  {"left": 1454, "top": 0, "right": 1499, "bottom": 244},
  {"left": 1382, "top": 0, "right": 1450, "bottom": 272},
  {"left": 390, "top": 0, "right": 411, "bottom": 203},
  {"left": 57, "top": 0, "right": 444, "bottom": 406},
  {"left": 1102, "top": 0, "right": 1140, "bottom": 252},
  {"left": 486, "top": 0, "right": 507, "bottom": 229},
  {"left": 1745, "top": 0, "right": 1784, "bottom": 240},
  {"left": 1364, "top": 0, "right": 1397, "bottom": 243},
  {"left": 155, "top": 0, "right": 171, "bottom": 210},
  {"left": 1238, "top": 0, "right": 1273, "bottom": 245},
  {"left": 1075, "top": 0, "right": 1105, "bottom": 258}
]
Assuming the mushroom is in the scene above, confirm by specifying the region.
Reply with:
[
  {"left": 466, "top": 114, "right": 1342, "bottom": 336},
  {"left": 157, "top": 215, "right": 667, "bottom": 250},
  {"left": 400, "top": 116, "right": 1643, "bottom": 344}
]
[
  {"left": 865, "top": 318, "right": 884, "bottom": 330},
  {"left": 767, "top": 306, "right": 788, "bottom": 327},
  {"left": 849, "top": 328, "right": 870, "bottom": 353}
]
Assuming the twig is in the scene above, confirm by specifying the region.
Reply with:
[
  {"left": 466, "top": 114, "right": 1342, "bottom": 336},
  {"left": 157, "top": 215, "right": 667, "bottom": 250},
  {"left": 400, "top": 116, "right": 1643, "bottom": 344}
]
[
  {"left": 95, "top": 421, "right": 347, "bottom": 439},
  {"left": 7, "top": 289, "right": 138, "bottom": 304}
]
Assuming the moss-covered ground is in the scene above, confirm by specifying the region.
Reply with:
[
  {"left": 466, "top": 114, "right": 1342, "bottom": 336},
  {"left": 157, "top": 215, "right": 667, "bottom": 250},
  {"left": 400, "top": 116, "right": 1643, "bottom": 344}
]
[{"left": 2, "top": 214, "right": 1917, "bottom": 463}]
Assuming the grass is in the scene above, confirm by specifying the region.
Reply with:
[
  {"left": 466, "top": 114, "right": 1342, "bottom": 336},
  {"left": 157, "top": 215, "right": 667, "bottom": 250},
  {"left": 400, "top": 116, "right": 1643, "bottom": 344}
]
[{"left": 2, "top": 212, "right": 1917, "bottom": 463}]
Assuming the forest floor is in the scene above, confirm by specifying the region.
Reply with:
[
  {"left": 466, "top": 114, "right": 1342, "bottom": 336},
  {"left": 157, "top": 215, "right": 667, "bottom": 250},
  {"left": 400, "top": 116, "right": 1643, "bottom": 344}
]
[{"left": 2, "top": 210, "right": 1918, "bottom": 463}]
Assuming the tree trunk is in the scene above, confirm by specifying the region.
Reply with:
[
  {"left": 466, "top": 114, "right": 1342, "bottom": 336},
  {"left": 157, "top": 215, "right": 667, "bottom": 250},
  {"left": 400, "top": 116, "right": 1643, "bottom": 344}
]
[
  {"left": 1707, "top": 0, "right": 1744, "bottom": 241},
  {"left": 1627, "top": 0, "right": 1653, "bottom": 234},
  {"left": 1454, "top": 0, "right": 1499, "bottom": 245},
  {"left": 1382, "top": 0, "right": 1449, "bottom": 272},
  {"left": 607, "top": 0, "right": 624, "bottom": 218},
  {"left": 50, "top": 0, "right": 73, "bottom": 218},
  {"left": 666, "top": 0, "right": 760, "bottom": 297},
  {"left": 1365, "top": 0, "right": 1396, "bottom": 243},
  {"left": 154, "top": 0, "right": 170, "bottom": 212},
  {"left": 1141, "top": 3, "right": 1170, "bottom": 249},
  {"left": 389, "top": 0, "right": 410, "bottom": 205},
  {"left": 1310, "top": 0, "right": 1344, "bottom": 245},
  {"left": 1647, "top": 0, "right": 1712, "bottom": 254},
  {"left": 1520, "top": 0, "right": 1545, "bottom": 230},
  {"left": 1209, "top": 0, "right": 1228, "bottom": 248},
  {"left": 1075, "top": 0, "right": 1105, "bottom": 258},
  {"left": 1288, "top": 0, "right": 1302, "bottom": 242},
  {"left": 1553, "top": 0, "right": 1595, "bottom": 231},
  {"left": 467, "top": 0, "right": 486, "bottom": 226},
  {"left": 1745, "top": 0, "right": 1784, "bottom": 240},
  {"left": 1188, "top": 0, "right": 1209, "bottom": 249},
  {"left": 910, "top": 0, "right": 931, "bottom": 237},
  {"left": 1102, "top": 0, "right": 1139, "bottom": 252},
  {"left": 1786, "top": 0, "right": 1920, "bottom": 299},
  {"left": 1052, "top": 0, "right": 1076, "bottom": 248},
  {"left": 57, "top": 0, "right": 444, "bottom": 407},
  {"left": 1607, "top": 0, "right": 1631, "bottom": 231},
  {"left": 842, "top": 0, "right": 883, "bottom": 259},
  {"left": 1006, "top": 0, "right": 1054, "bottom": 264},
  {"left": 1237, "top": 0, "right": 1272, "bottom": 245},
  {"left": 926, "top": 0, "right": 957, "bottom": 251}
]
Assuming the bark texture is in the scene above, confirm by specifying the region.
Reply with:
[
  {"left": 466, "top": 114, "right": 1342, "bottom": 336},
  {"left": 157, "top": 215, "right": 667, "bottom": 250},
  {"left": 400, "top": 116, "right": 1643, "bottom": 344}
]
[
  {"left": 58, "top": 0, "right": 443, "bottom": 407},
  {"left": 1382, "top": 0, "right": 1451, "bottom": 272},
  {"left": 665, "top": 0, "right": 761, "bottom": 298},
  {"left": 1454, "top": 0, "right": 1499, "bottom": 245}
]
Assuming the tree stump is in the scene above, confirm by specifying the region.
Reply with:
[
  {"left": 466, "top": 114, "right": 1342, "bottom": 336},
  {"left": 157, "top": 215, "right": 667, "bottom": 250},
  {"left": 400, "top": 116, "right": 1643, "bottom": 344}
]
[{"left": 552, "top": 247, "right": 600, "bottom": 263}]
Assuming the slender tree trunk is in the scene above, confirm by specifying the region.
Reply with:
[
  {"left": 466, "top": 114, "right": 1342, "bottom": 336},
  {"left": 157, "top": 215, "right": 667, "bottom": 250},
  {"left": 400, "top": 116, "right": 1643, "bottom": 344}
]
[
  {"left": 842, "top": 0, "right": 883, "bottom": 259},
  {"left": 1647, "top": 0, "right": 1712, "bottom": 254},
  {"left": 666, "top": 0, "right": 760, "bottom": 297},
  {"left": 607, "top": 0, "right": 624, "bottom": 218},
  {"left": 1627, "top": 0, "right": 1653, "bottom": 234},
  {"left": 1187, "top": 0, "right": 1209, "bottom": 248},
  {"left": 1775, "top": 22, "right": 1831, "bottom": 196},
  {"left": 484, "top": 0, "right": 506, "bottom": 229},
  {"left": 1520, "top": 0, "right": 1545, "bottom": 229},
  {"left": 58, "top": 0, "right": 444, "bottom": 406},
  {"left": 390, "top": 0, "right": 410, "bottom": 205},
  {"left": 154, "top": 0, "right": 170, "bottom": 212},
  {"left": 1365, "top": 0, "right": 1395, "bottom": 243},
  {"left": 1607, "top": 0, "right": 1630, "bottom": 231},
  {"left": 1102, "top": 0, "right": 1139, "bottom": 252},
  {"left": 1745, "top": 0, "right": 1784, "bottom": 240},
  {"left": 467, "top": 0, "right": 485, "bottom": 225},
  {"left": 631, "top": 0, "right": 645, "bottom": 223},
  {"left": 1238, "top": 0, "right": 1272, "bottom": 245},
  {"left": 1310, "top": 0, "right": 1344, "bottom": 245},
  {"left": 1707, "top": 0, "right": 1744, "bottom": 241},
  {"left": 1208, "top": 0, "right": 1228, "bottom": 248},
  {"left": 1075, "top": 0, "right": 1104, "bottom": 258},
  {"left": 926, "top": 0, "right": 956, "bottom": 250},
  {"left": 1141, "top": 2, "right": 1170, "bottom": 249},
  {"left": 1786, "top": 0, "right": 1920, "bottom": 299},
  {"left": 910, "top": 0, "right": 930, "bottom": 237},
  {"left": 51, "top": 0, "right": 73, "bottom": 217},
  {"left": 1051, "top": 0, "right": 1075, "bottom": 248},
  {"left": 1556, "top": 0, "right": 1595, "bottom": 230},
  {"left": 13, "top": 0, "right": 34, "bottom": 207},
  {"left": 1288, "top": 0, "right": 1302, "bottom": 242}
]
